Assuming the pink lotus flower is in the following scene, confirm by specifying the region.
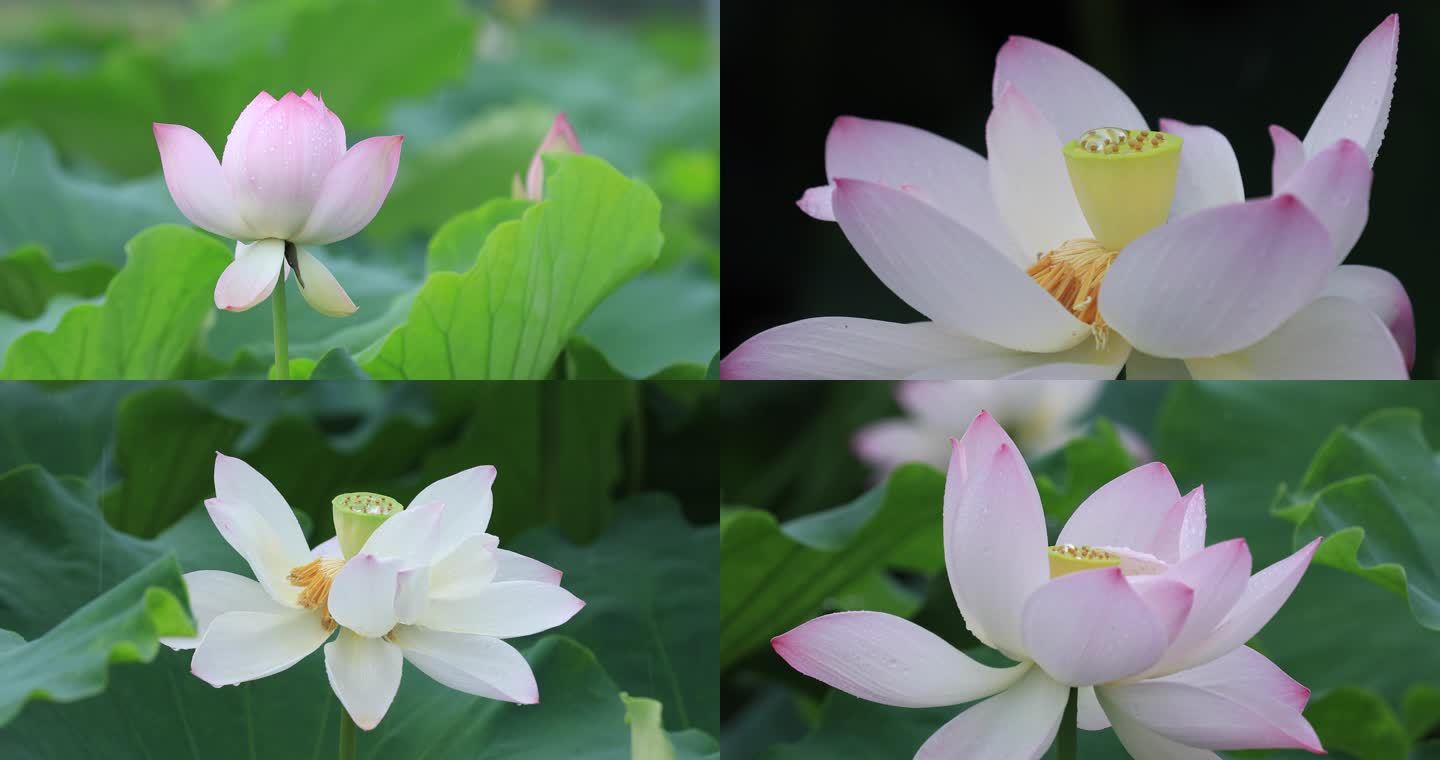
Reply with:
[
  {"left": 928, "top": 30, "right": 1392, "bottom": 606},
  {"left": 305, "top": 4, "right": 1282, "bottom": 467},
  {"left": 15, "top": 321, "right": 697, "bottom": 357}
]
[
  {"left": 774, "top": 412, "right": 1323, "bottom": 758},
  {"left": 724, "top": 15, "right": 1410, "bottom": 380},
  {"left": 513, "top": 113, "right": 582, "bottom": 201},
  {"left": 164, "top": 454, "right": 583, "bottom": 730},
  {"left": 154, "top": 91, "right": 405, "bottom": 317}
]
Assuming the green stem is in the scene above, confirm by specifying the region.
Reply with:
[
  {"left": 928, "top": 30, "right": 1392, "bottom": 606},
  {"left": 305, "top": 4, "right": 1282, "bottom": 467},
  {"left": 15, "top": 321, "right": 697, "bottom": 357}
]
[
  {"left": 271, "top": 266, "right": 289, "bottom": 379},
  {"left": 338, "top": 708, "right": 357, "bottom": 760},
  {"left": 1057, "top": 687, "right": 1078, "bottom": 760}
]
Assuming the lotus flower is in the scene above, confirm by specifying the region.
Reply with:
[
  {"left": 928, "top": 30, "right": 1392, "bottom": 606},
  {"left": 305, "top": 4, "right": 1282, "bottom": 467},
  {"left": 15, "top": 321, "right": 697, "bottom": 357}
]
[
  {"left": 513, "top": 113, "right": 582, "bottom": 201},
  {"left": 164, "top": 454, "right": 584, "bottom": 730},
  {"left": 723, "top": 15, "right": 1410, "bottom": 380},
  {"left": 773, "top": 412, "right": 1323, "bottom": 758},
  {"left": 154, "top": 91, "right": 405, "bottom": 317}
]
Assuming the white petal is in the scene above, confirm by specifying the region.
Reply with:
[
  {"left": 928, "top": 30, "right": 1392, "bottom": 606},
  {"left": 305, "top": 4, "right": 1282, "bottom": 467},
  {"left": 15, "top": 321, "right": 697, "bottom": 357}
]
[
  {"left": 415, "top": 580, "right": 583, "bottom": 638},
  {"left": 311, "top": 536, "right": 342, "bottom": 560},
  {"left": 797, "top": 185, "right": 834, "bottom": 221},
  {"left": 915, "top": 666, "right": 1070, "bottom": 760},
  {"left": 1149, "top": 487, "right": 1207, "bottom": 565},
  {"left": 1268, "top": 125, "right": 1306, "bottom": 191},
  {"left": 1181, "top": 539, "right": 1321, "bottom": 671},
  {"left": 1278, "top": 138, "right": 1372, "bottom": 263},
  {"left": 153, "top": 123, "right": 252, "bottom": 241},
  {"left": 213, "top": 452, "right": 309, "bottom": 560},
  {"left": 1077, "top": 686, "right": 1110, "bottom": 731},
  {"left": 162, "top": 570, "right": 281, "bottom": 650},
  {"left": 1057, "top": 462, "right": 1182, "bottom": 553},
  {"left": 409, "top": 466, "right": 497, "bottom": 562},
  {"left": 394, "top": 566, "right": 430, "bottom": 625},
  {"left": 1158, "top": 119, "right": 1243, "bottom": 220},
  {"left": 1020, "top": 568, "right": 1172, "bottom": 686},
  {"left": 1185, "top": 296, "right": 1408, "bottom": 380},
  {"left": 1099, "top": 688, "right": 1223, "bottom": 760},
  {"left": 214, "top": 239, "right": 285, "bottom": 313},
  {"left": 494, "top": 548, "right": 562, "bottom": 584},
  {"left": 324, "top": 629, "right": 403, "bottom": 731},
  {"left": 1321, "top": 265, "right": 1415, "bottom": 371},
  {"left": 292, "top": 246, "right": 358, "bottom": 317},
  {"left": 203, "top": 498, "right": 307, "bottom": 606},
  {"left": 327, "top": 553, "right": 402, "bottom": 638},
  {"left": 294, "top": 135, "right": 404, "bottom": 245},
  {"left": 392, "top": 626, "right": 540, "bottom": 704},
  {"left": 771, "top": 611, "right": 1030, "bottom": 708},
  {"left": 986, "top": 84, "right": 1093, "bottom": 261},
  {"left": 227, "top": 92, "right": 345, "bottom": 240},
  {"left": 992, "top": 35, "right": 1147, "bottom": 144},
  {"left": 1148, "top": 539, "right": 1252, "bottom": 676},
  {"left": 357, "top": 500, "right": 446, "bottom": 566},
  {"left": 1303, "top": 14, "right": 1398, "bottom": 165},
  {"left": 190, "top": 608, "right": 331, "bottom": 686},
  {"left": 427, "top": 534, "right": 499, "bottom": 599}
]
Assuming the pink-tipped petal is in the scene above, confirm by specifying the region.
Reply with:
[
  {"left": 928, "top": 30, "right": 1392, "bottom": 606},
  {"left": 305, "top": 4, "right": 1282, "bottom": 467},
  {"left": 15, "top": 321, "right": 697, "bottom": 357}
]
[
  {"left": 1278, "top": 139, "right": 1373, "bottom": 263},
  {"left": 986, "top": 84, "right": 1093, "bottom": 261},
  {"left": 220, "top": 92, "right": 278, "bottom": 174},
  {"left": 327, "top": 553, "right": 402, "bottom": 638},
  {"left": 772, "top": 611, "right": 1029, "bottom": 708},
  {"left": 915, "top": 666, "right": 1069, "bottom": 760},
  {"left": 1182, "top": 538, "right": 1322, "bottom": 670},
  {"left": 1100, "top": 647, "right": 1322, "bottom": 753},
  {"left": 1159, "top": 119, "right": 1243, "bottom": 220},
  {"left": 525, "top": 113, "right": 582, "bottom": 200},
  {"left": 797, "top": 185, "right": 835, "bottom": 221},
  {"left": 822, "top": 116, "right": 1016, "bottom": 257},
  {"left": 1304, "top": 14, "right": 1398, "bottom": 165},
  {"left": 494, "top": 548, "right": 562, "bottom": 585},
  {"left": 1128, "top": 576, "right": 1196, "bottom": 645},
  {"left": 292, "top": 246, "right": 358, "bottom": 317},
  {"left": 1100, "top": 195, "right": 1334, "bottom": 359},
  {"left": 944, "top": 441, "right": 1049, "bottom": 658},
  {"left": 946, "top": 411, "right": 1021, "bottom": 495},
  {"left": 1147, "top": 539, "right": 1252, "bottom": 676},
  {"left": 161, "top": 570, "right": 282, "bottom": 650},
  {"left": 992, "top": 36, "right": 1147, "bottom": 143},
  {"left": 294, "top": 135, "right": 404, "bottom": 245},
  {"left": 1321, "top": 265, "right": 1415, "bottom": 370},
  {"left": 1268, "top": 125, "right": 1306, "bottom": 191},
  {"left": 1099, "top": 688, "right": 1227, "bottom": 759},
  {"left": 228, "top": 92, "right": 345, "bottom": 239},
  {"left": 416, "top": 580, "right": 584, "bottom": 639},
  {"left": 324, "top": 630, "right": 403, "bottom": 731},
  {"left": 1021, "top": 568, "right": 1172, "bottom": 686},
  {"left": 1150, "top": 487, "right": 1208, "bottom": 565},
  {"left": 154, "top": 123, "right": 252, "bottom": 240},
  {"left": 1185, "top": 296, "right": 1409, "bottom": 380},
  {"left": 833, "top": 177, "right": 1089, "bottom": 352},
  {"left": 391, "top": 626, "right": 539, "bottom": 704},
  {"left": 214, "top": 239, "right": 285, "bottom": 312},
  {"left": 190, "top": 608, "right": 331, "bottom": 687},
  {"left": 1057, "top": 462, "right": 1182, "bottom": 552},
  {"left": 213, "top": 452, "right": 310, "bottom": 559}
]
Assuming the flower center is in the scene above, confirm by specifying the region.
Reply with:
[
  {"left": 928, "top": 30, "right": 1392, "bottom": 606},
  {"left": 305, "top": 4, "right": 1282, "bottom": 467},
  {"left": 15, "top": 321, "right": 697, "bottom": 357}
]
[
  {"left": 1026, "top": 239, "right": 1118, "bottom": 340},
  {"left": 1047, "top": 544, "right": 1122, "bottom": 578},
  {"left": 332, "top": 491, "right": 402, "bottom": 559},
  {"left": 1061, "top": 127, "right": 1183, "bottom": 251},
  {"left": 288, "top": 558, "right": 345, "bottom": 630}
]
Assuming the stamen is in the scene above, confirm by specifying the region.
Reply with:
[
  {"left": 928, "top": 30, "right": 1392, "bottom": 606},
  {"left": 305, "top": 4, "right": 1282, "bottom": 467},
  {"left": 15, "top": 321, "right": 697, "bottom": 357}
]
[
  {"left": 1048, "top": 543, "right": 1122, "bottom": 578},
  {"left": 289, "top": 558, "right": 345, "bottom": 631},
  {"left": 1026, "top": 239, "right": 1118, "bottom": 344}
]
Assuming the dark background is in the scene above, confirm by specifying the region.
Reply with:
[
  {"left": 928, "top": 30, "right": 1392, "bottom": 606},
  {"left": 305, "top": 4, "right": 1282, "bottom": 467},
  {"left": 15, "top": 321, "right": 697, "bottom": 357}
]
[{"left": 721, "top": 0, "right": 1440, "bottom": 377}]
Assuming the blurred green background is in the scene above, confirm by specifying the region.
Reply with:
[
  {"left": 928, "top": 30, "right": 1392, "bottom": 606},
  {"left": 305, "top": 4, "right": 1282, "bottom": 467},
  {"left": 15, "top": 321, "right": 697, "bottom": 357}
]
[
  {"left": 0, "top": 0, "right": 719, "bottom": 375},
  {"left": 720, "top": 381, "right": 1440, "bottom": 759},
  {"left": 0, "top": 379, "right": 722, "bottom": 757},
  {"left": 722, "top": 1, "right": 1433, "bottom": 376}
]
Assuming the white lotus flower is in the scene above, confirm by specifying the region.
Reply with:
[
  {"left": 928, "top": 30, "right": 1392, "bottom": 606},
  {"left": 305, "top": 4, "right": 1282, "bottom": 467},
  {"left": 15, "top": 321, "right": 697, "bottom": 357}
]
[{"left": 164, "top": 454, "right": 584, "bottom": 730}]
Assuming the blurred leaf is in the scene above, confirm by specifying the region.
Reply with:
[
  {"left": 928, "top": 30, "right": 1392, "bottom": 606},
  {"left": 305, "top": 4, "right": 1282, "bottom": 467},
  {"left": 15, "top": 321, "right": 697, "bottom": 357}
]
[
  {"left": 307, "top": 347, "right": 367, "bottom": 379},
  {"left": 1033, "top": 418, "right": 1137, "bottom": 523},
  {"left": 1405, "top": 685, "right": 1440, "bottom": 742},
  {"left": 1305, "top": 687, "right": 1410, "bottom": 760},
  {"left": 0, "top": 550, "right": 191, "bottom": 726},
  {"left": 623, "top": 693, "right": 678, "bottom": 760},
  {"left": 720, "top": 463, "right": 944, "bottom": 669},
  {"left": 0, "top": 382, "right": 132, "bottom": 480},
  {"left": 0, "top": 0, "right": 477, "bottom": 177},
  {"left": 510, "top": 495, "right": 718, "bottom": 736},
  {"left": 361, "top": 154, "right": 662, "bottom": 379},
  {"left": 576, "top": 266, "right": 719, "bottom": 379},
  {"left": 829, "top": 572, "right": 922, "bottom": 619},
  {"left": 538, "top": 382, "right": 634, "bottom": 543},
  {"left": 652, "top": 149, "right": 719, "bottom": 208},
  {"left": 0, "top": 225, "right": 229, "bottom": 379},
  {"left": 0, "top": 129, "right": 182, "bottom": 267},
  {"left": 426, "top": 198, "right": 533, "bottom": 275},
  {"left": 1273, "top": 409, "right": 1440, "bottom": 630},
  {"left": 0, "top": 244, "right": 113, "bottom": 319}
]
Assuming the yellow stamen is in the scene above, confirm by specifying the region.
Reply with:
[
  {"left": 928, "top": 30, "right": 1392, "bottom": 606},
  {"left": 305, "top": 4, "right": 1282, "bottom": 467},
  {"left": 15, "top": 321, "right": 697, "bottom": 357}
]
[
  {"left": 288, "top": 558, "right": 345, "bottom": 631},
  {"left": 1048, "top": 544, "right": 1121, "bottom": 578},
  {"left": 1027, "top": 238, "right": 1118, "bottom": 344}
]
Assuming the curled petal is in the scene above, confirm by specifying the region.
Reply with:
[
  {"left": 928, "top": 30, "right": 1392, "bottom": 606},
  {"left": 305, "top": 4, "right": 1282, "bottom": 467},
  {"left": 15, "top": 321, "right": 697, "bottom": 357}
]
[
  {"left": 228, "top": 92, "right": 346, "bottom": 239},
  {"left": 1181, "top": 538, "right": 1321, "bottom": 670},
  {"left": 1321, "top": 265, "right": 1415, "bottom": 370},
  {"left": 292, "top": 246, "right": 358, "bottom": 317},
  {"left": 162, "top": 570, "right": 281, "bottom": 650},
  {"left": 154, "top": 123, "right": 252, "bottom": 240},
  {"left": 325, "top": 630, "right": 403, "bottom": 731},
  {"left": 391, "top": 626, "right": 538, "bottom": 703},
  {"left": 772, "top": 611, "right": 1029, "bottom": 708},
  {"left": 295, "top": 135, "right": 404, "bottom": 245},
  {"left": 190, "top": 608, "right": 331, "bottom": 687},
  {"left": 416, "top": 580, "right": 583, "bottom": 639},
  {"left": 1184, "top": 296, "right": 1408, "bottom": 380},
  {"left": 1303, "top": 13, "right": 1398, "bottom": 164},
  {"left": 215, "top": 239, "right": 285, "bottom": 312},
  {"left": 1100, "top": 195, "right": 1334, "bottom": 359},
  {"left": 1057, "top": 462, "right": 1181, "bottom": 553},
  {"left": 916, "top": 666, "right": 1069, "bottom": 760},
  {"left": 944, "top": 439, "right": 1049, "bottom": 658},
  {"left": 992, "top": 35, "right": 1147, "bottom": 143},
  {"left": 327, "top": 553, "right": 402, "bottom": 638},
  {"left": 1021, "top": 568, "right": 1172, "bottom": 686},
  {"left": 1159, "top": 119, "right": 1243, "bottom": 220},
  {"left": 1268, "top": 125, "right": 1306, "bottom": 192},
  {"left": 1150, "top": 487, "right": 1207, "bottom": 565},
  {"left": 1279, "top": 139, "right": 1372, "bottom": 263}
]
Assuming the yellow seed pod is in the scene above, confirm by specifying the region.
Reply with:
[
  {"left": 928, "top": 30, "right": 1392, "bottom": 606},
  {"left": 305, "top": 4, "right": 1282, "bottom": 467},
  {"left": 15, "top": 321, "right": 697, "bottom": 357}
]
[{"left": 1063, "top": 128, "right": 1183, "bottom": 250}]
